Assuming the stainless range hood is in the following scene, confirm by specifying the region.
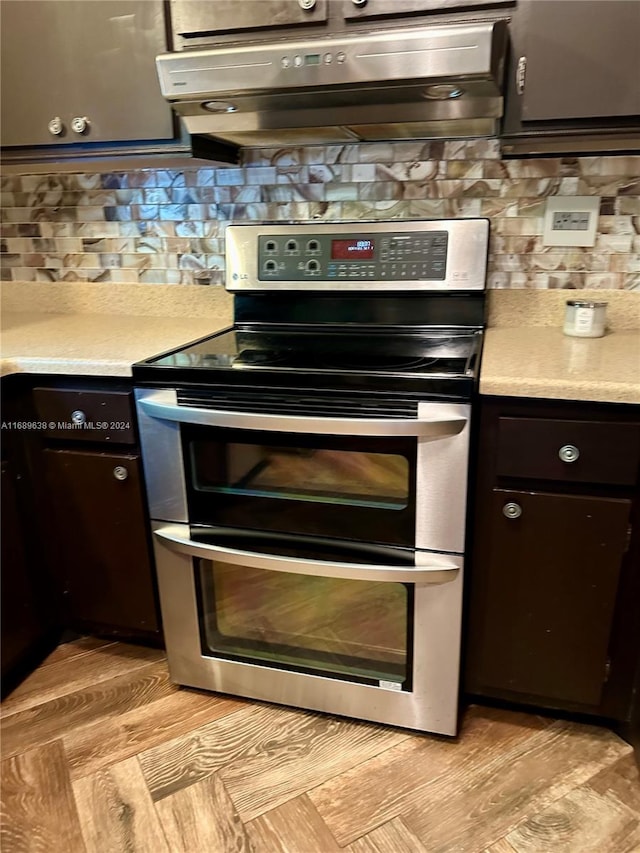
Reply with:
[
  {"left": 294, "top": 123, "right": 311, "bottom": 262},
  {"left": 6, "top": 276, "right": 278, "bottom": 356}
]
[{"left": 156, "top": 21, "right": 507, "bottom": 147}]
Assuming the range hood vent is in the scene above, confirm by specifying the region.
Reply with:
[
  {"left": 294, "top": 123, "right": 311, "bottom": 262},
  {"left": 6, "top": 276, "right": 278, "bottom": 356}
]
[{"left": 157, "top": 21, "right": 507, "bottom": 148}]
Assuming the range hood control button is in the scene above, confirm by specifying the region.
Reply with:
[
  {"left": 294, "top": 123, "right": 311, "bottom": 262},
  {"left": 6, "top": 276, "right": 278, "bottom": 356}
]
[
  {"left": 336, "top": 52, "right": 346, "bottom": 63},
  {"left": 294, "top": 56, "right": 303, "bottom": 67},
  {"left": 281, "top": 57, "right": 291, "bottom": 69}
]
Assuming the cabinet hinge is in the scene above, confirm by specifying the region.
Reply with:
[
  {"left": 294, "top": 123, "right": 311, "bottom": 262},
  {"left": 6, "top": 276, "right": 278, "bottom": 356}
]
[
  {"left": 516, "top": 56, "right": 527, "bottom": 96},
  {"left": 604, "top": 658, "right": 611, "bottom": 684},
  {"left": 624, "top": 524, "right": 633, "bottom": 553}
]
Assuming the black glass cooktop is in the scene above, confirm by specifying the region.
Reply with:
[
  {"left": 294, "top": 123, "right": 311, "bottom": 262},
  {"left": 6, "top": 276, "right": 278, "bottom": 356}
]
[{"left": 140, "top": 327, "right": 480, "bottom": 379}]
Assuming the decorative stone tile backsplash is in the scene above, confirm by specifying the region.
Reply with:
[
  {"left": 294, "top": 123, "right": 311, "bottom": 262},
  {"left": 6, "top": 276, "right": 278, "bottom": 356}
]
[{"left": 1, "top": 140, "right": 639, "bottom": 289}]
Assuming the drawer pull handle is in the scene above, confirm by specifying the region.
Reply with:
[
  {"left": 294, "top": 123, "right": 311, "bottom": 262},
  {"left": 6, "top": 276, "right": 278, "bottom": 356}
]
[
  {"left": 70, "top": 410, "right": 87, "bottom": 425},
  {"left": 503, "top": 502, "right": 522, "bottom": 520},
  {"left": 559, "top": 444, "right": 580, "bottom": 463},
  {"left": 113, "top": 466, "right": 129, "bottom": 481}
]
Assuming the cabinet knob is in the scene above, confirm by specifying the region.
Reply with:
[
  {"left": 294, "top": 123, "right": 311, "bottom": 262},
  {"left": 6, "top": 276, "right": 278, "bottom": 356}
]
[
  {"left": 70, "top": 410, "right": 87, "bottom": 425},
  {"left": 113, "top": 466, "right": 129, "bottom": 481},
  {"left": 48, "top": 117, "right": 64, "bottom": 136},
  {"left": 71, "top": 116, "right": 90, "bottom": 134},
  {"left": 559, "top": 444, "right": 580, "bottom": 463},
  {"left": 503, "top": 502, "right": 522, "bottom": 520},
  {"left": 298, "top": 0, "right": 316, "bottom": 8}
]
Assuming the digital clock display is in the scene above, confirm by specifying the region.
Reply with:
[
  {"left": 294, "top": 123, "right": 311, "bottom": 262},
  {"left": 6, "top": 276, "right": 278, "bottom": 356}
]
[{"left": 331, "top": 239, "right": 375, "bottom": 260}]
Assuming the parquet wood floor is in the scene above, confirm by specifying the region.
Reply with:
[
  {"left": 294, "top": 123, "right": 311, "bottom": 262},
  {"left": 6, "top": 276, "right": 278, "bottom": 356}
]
[{"left": 1, "top": 639, "right": 639, "bottom": 853}]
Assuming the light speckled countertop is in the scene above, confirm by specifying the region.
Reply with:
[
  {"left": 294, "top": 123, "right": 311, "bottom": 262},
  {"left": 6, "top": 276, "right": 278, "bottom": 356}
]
[
  {"left": 1, "top": 282, "right": 234, "bottom": 378},
  {"left": 1, "top": 312, "right": 230, "bottom": 377},
  {"left": 480, "top": 327, "right": 640, "bottom": 404},
  {"left": 483, "top": 291, "right": 640, "bottom": 404}
]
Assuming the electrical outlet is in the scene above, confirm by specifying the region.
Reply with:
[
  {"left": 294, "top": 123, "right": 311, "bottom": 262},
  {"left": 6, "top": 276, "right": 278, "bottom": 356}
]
[{"left": 542, "top": 196, "right": 600, "bottom": 247}]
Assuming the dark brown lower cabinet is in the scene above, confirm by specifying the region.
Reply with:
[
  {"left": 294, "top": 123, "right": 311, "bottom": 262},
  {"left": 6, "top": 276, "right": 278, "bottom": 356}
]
[
  {"left": 465, "top": 396, "right": 640, "bottom": 724},
  {"left": 1, "top": 460, "right": 51, "bottom": 688},
  {"left": 1, "top": 378, "right": 60, "bottom": 693},
  {"left": 467, "top": 488, "right": 631, "bottom": 708},
  {"left": 42, "top": 448, "right": 159, "bottom": 635}
]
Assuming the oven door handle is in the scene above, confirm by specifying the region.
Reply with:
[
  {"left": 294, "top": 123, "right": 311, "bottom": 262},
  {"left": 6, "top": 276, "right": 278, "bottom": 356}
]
[
  {"left": 153, "top": 524, "right": 460, "bottom": 584},
  {"left": 138, "top": 391, "right": 466, "bottom": 438}
]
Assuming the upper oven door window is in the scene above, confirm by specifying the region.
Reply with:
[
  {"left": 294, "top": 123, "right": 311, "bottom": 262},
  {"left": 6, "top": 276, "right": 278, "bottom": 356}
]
[{"left": 182, "top": 426, "right": 417, "bottom": 548}]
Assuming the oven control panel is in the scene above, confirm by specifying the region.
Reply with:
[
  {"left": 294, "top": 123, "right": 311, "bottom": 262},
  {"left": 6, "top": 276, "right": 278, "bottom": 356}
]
[
  {"left": 226, "top": 220, "right": 489, "bottom": 291},
  {"left": 257, "top": 232, "right": 447, "bottom": 281}
]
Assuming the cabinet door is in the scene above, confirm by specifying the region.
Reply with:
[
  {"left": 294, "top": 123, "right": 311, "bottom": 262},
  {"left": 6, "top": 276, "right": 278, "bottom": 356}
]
[
  {"left": 1, "top": 0, "right": 173, "bottom": 148},
  {"left": 42, "top": 448, "right": 159, "bottom": 635},
  {"left": 170, "top": 0, "right": 328, "bottom": 39},
  {"left": 1, "top": 461, "right": 48, "bottom": 685},
  {"left": 467, "top": 488, "right": 631, "bottom": 709},
  {"left": 342, "top": 0, "right": 513, "bottom": 22},
  {"left": 510, "top": 0, "right": 640, "bottom": 123}
]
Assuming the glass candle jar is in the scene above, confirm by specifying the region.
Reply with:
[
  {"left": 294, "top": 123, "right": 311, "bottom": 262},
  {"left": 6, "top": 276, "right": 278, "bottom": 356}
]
[{"left": 563, "top": 300, "right": 608, "bottom": 338}]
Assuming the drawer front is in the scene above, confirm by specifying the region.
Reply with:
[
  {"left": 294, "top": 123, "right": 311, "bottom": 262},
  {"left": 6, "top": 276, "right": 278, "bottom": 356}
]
[
  {"left": 497, "top": 417, "right": 640, "bottom": 486},
  {"left": 33, "top": 388, "right": 135, "bottom": 444}
]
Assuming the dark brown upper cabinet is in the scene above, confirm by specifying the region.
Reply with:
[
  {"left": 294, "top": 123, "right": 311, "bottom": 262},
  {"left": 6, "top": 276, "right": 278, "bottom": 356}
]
[
  {"left": 342, "top": 0, "right": 514, "bottom": 23},
  {"left": 0, "top": 0, "right": 174, "bottom": 149},
  {"left": 170, "top": 0, "right": 328, "bottom": 41},
  {"left": 168, "top": 0, "right": 514, "bottom": 48},
  {"left": 502, "top": 0, "right": 640, "bottom": 154}
]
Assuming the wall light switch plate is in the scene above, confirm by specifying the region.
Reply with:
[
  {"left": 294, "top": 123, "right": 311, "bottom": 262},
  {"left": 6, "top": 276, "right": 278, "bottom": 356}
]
[{"left": 542, "top": 196, "right": 600, "bottom": 247}]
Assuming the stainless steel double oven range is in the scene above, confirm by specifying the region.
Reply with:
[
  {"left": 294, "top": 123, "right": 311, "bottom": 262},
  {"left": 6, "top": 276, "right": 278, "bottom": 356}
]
[{"left": 134, "top": 218, "right": 489, "bottom": 736}]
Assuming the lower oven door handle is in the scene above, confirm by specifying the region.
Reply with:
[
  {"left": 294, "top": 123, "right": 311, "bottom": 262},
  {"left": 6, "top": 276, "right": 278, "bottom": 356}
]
[
  {"left": 138, "top": 391, "right": 466, "bottom": 438},
  {"left": 154, "top": 524, "right": 460, "bottom": 584}
]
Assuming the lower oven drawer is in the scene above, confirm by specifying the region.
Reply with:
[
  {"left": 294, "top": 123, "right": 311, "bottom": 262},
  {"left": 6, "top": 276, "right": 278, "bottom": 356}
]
[{"left": 151, "top": 522, "right": 464, "bottom": 735}]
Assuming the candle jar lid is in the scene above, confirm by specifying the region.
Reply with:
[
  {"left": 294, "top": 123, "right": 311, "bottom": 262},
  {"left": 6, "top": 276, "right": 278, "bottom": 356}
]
[{"left": 566, "top": 300, "right": 608, "bottom": 308}]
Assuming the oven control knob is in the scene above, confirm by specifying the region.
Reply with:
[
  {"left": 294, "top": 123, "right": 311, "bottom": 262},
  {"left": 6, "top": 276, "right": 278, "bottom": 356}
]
[
  {"left": 113, "top": 466, "right": 129, "bottom": 481},
  {"left": 298, "top": 0, "right": 316, "bottom": 9},
  {"left": 503, "top": 502, "right": 522, "bottom": 520},
  {"left": 558, "top": 444, "right": 580, "bottom": 463},
  {"left": 71, "top": 410, "right": 87, "bottom": 425}
]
